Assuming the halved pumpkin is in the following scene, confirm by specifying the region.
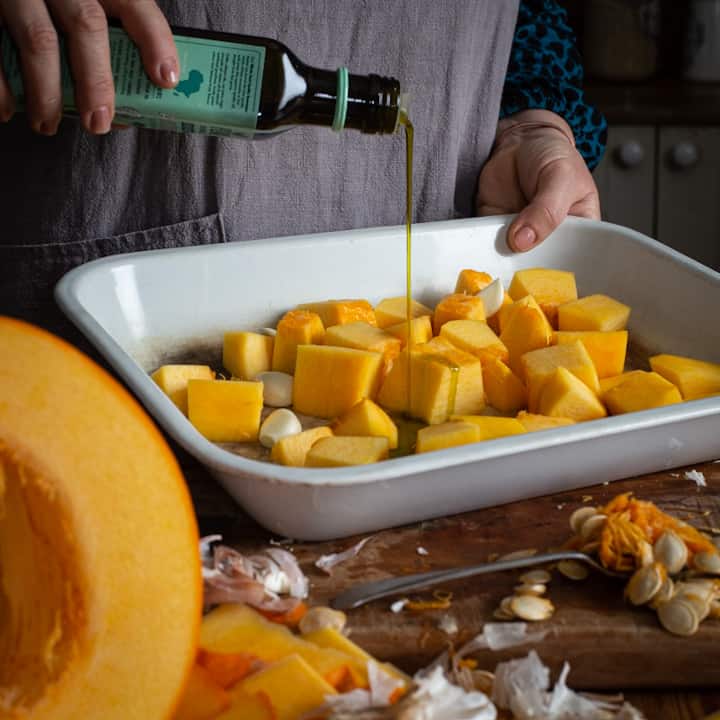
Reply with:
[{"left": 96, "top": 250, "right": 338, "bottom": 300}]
[{"left": 0, "top": 317, "right": 202, "bottom": 719}]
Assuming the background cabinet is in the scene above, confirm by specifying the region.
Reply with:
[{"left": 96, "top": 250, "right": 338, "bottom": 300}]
[{"left": 593, "top": 125, "right": 720, "bottom": 271}]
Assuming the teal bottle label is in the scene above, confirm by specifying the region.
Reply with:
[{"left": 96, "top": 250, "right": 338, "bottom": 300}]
[{"left": 1, "top": 27, "right": 265, "bottom": 136}]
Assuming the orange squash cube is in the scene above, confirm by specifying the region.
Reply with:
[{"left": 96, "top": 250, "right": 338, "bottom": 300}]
[
  {"left": 508, "top": 268, "right": 577, "bottom": 328},
  {"left": 324, "top": 321, "right": 402, "bottom": 367},
  {"left": 415, "top": 421, "right": 481, "bottom": 453},
  {"left": 223, "top": 332, "right": 274, "bottom": 381},
  {"left": 374, "top": 296, "right": 433, "bottom": 328},
  {"left": 603, "top": 371, "right": 683, "bottom": 414},
  {"left": 558, "top": 294, "right": 631, "bottom": 332},
  {"left": 385, "top": 315, "right": 434, "bottom": 347},
  {"left": 649, "top": 353, "right": 720, "bottom": 400},
  {"left": 433, "top": 293, "right": 486, "bottom": 334},
  {"left": 516, "top": 411, "right": 576, "bottom": 432},
  {"left": 305, "top": 436, "right": 390, "bottom": 467},
  {"left": 196, "top": 649, "right": 259, "bottom": 689},
  {"left": 214, "top": 690, "right": 275, "bottom": 720},
  {"left": 454, "top": 268, "right": 493, "bottom": 295},
  {"left": 151, "top": 364, "right": 215, "bottom": 415},
  {"left": 297, "top": 299, "right": 376, "bottom": 327},
  {"left": 482, "top": 356, "right": 527, "bottom": 414},
  {"left": 554, "top": 330, "right": 628, "bottom": 379},
  {"left": 272, "top": 310, "right": 325, "bottom": 375},
  {"left": 270, "top": 426, "right": 333, "bottom": 467},
  {"left": 439, "top": 319, "right": 509, "bottom": 365},
  {"left": 499, "top": 301, "right": 553, "bottom": 377},
  {"left": 537, "top": 367, "right": 607, "bottom": 422},
  {"left": 450, "top": 415, "right": 527, "bottom": 441},
  {"left": 599, "top": 370, "right": 648, "bottom": 399},
  {"left": 333, "top": 398, "right": 398, "bottom": 449},
  {"left": 173, "top": 662, "right": 231, "bottom": 720}
]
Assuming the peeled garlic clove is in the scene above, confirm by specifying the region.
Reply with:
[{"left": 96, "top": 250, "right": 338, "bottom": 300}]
[
  {"left": 256, "top": 327, "right": 277, "bottom": 336},
  {"left": 299, "top": 606, "right": 347, "bottom": 635},
  {"left": 657, "top": 598, "right": 700, "bottom": 636},
  {"left": 653, "top": 530, "right": 688, "bottom": 575},
  {"left": 259, "top": 408, "right": 302, "bottom": 449},
  {"left": 519, "top": 569, "right": 551, "bottom": 585},
  {"left": 256, "top": 371, "right": 294, "bottom": 407},
  {"left": 570, "top": 506, "right": 598, "bottom": 534},
  {"left": 510, "top": 595, "right": 554, "bottom": 622},
  {"left": 580, "top": 513, "right": 607, "bottom": 540},
  {"left": 557, "top": 559, "right": 589, "bottom": 581},
  {"left": 477, "top": 278, "right": 504, "bottom": 317},
  {"left": 625, "top": 562, "right": 665, "bottom": 606},
  {"left": 693, "top": 551, "right": 720, "bottom": 576},
  {"left": 514, "top": 583, "right": 547, "bottom": 597}
]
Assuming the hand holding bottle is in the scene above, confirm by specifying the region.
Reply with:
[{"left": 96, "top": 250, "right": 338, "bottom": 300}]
[
  {"left": 476, "top": 109, "right": 601, "bottom": 252},
  {"left": 0, "top": 0, "right": 178, "bottom": 135}
]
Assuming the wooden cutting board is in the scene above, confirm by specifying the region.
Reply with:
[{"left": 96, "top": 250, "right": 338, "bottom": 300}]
[{"left": 187, "top": 457, "right": 720, "bottom": 690}]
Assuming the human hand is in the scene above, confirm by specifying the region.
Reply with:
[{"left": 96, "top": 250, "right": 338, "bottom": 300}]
[
  {"left": 477, "top": 109, "right": 601, "bottom": 252},
  {"left": 0, "top": 0, "right": 178, "bottom": 135}
]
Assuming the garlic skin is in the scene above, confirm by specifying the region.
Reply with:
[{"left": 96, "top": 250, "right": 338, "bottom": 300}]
[
  {"left": 255, "top": 371, "right": 294, "bottom": 407},
  {"left": 259, "top": 408, "right": 302, "bottom": 448},
  {"left": 478, "top": 278, "right": 504, "bottom": 318}
]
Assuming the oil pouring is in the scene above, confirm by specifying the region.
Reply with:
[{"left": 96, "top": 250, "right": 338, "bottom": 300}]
[{"left": 0, "top": 25, "right": 404, "bottom": 137}]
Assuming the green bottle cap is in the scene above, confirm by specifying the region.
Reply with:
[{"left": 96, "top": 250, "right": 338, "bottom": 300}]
[{"left": 332, "top": 67, "right": 349, "bottom": 132}]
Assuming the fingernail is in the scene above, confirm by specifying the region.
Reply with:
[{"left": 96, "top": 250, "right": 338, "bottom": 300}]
[
  {"left": 38, "top": 119, "right": 58, "bottom": 136},
  {"left": 514, "top": 226, "right": 537, "bottom": 251},
  {"left": 0, "top": 103, "right": 15, "bottom": 123},
  {"left": 160, "top": 61, "right": 178, "bottom": 86},
  {"left": 88, "top": 106, "right": 111, "bottom": 135}
]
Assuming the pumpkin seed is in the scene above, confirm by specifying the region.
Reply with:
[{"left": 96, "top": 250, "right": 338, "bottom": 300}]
[
  {"left": 493, "top": 607, "right": 515, "bottom": 621},
  {"left": 557, "top": 559, "right": 590, "bottom": 580},
  {"left": 649, "top": 577, "right": 675, "bottom": 610},
  {"left": 657, "top": 598, "right": 700, "bottom": 636},
  {"left": 625, "top": 563, "right": 664, "bottom": 606},
  {"left": 570, "top": 506, "right": 599, "bottom": 534},
  {"left": 580, "top": 540, "right": 601, "bottom": 555},
  {"left": 514, "top": 583, "right": 547, "bottom": 597},
  {"left": 709, "top": 599, "right": 720, "bottom": 620},
  {"left": 519, "top": 569, "right": 551, "bottom": 585},
  {"left": 497, "top": 548, "right": 538, "bottom": 562},
  {"left": 510, "top": 595, "right": 554, "bottom": 622},
  {"left": 299, "top": 606, "right": 347, "bottom": 635},
  {"left": 470, "top": 670, "right": 495, "bottom": 696},
  {"left": 693, "top": 551, "right": 720, "bottom": 575},
  {"left": 653, "top": 530, "right": 688, "bottom": 575},
  {"left": 580, "top": 514, "right": 608, "bottom": 540},
  {"left": 500, "top": 596, "right": 516, "bottom": 616}
]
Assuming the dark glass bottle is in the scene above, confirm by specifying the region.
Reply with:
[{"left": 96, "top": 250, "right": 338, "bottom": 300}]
[{"left": 0, "top": 24, "right": 403, "bottom": 137}]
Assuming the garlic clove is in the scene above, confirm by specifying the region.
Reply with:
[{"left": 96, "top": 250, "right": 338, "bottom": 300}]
[
  {"left": 256, "top": 370, "right": 294, "bottom": 407},
  {"left": 259, "top": 408, "right": 302, "bottom": 449},
  {"left": 477, "top": 278, "right": 504, "bottom": 318}
]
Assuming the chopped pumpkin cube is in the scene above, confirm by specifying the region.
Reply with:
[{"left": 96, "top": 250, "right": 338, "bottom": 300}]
[
  {"left": 487, "top": 292, "right": 513, "bottom": 334},
  {"left": 433, "top": 293, "right": 486, "bottom": 334},
  {"left": 482, "top": 356, "right": 527, "bottom": 414},
  {"left": 272, "top": 310, "right": 325, "bottom": 375},
  {"left": 537, "top": 367, "right": 607, "bottom": 422},
  {"left": 187, "top": 379, "right": 264, "bottom": 442},
  {"left": 238, "top": 655, "right": 336, "bottom": 720},
  {"left": 374, "top": 296, "right": 433, "bottom": 328},
  {"left": 173, "top": 662, "right": 231, "bottom": 720},
  {"left": 554, "top": 330, "right": 628, "bottom": 379},
  {"left": 496, "top": 294, "right": 547, "bottom": 334},
  {"left": 603, "top": 371, "right": 682, "bottom": 414},
  {"left": 293, "top": 345, "right": 383, "bottom": 418},
  {"left": 200, "top": 604, "right": 367, "bottom": 688},
  {"left": 376, "top": 350, "right": 411, "bottom": 415},
  {"left": 439, "top": 319, "right": 509, "bottom": 365},
  {"left": 297, "top": 299, "right": 376, "bottom": 328},
  {"left": 454, "top": 268, "right": 493, "bottom": 295},
  {"left": 333, "top": 398, "right": 398, "bottom": 449},
  {"left": 223, "top": 332, "right": 274, "bottom": 381},
  {"left": 508, "top": 268, "right": 577, "bottom": 328},
  {"left": 151, "top": 364, "right": 215, "bottom": 415},
  {"left": 196, "top": 649, "right": 259, "bottom": 689},
  {"left": 305, "top": 436, "right": 390, "bottom": 467},
  {"left": 324, "top": 322, "right": 402, "bottom": 367},
  {"left": 415, "top": 421, "right": 481, "bottom": 453},
  {"left": 558, "top": 294, "right": 631, "bottom": 332},
  {"left": 599, "top": 370, "right": 649, "bottom": 399},
  {"left": 450, "top": 415, "right": 527, "bottom": 441},
  {"left": 385, "top": 315, "right": 434, "bottom": 347},
  {"left": 214, "top": 689, "right": 275, "bottom": 720},
  {"left": 649, "top": 353, "right": 720, "bottom": 400},
  {"left": 521, "top": 341, "right": 600, "bottom": 413},
  {"left": 270, "top": 426, "right": 333, "bottom": 467},
  {"left": 516, "top": 411, "right": 576, "bottom": 432},
  {"left": 500, "top": 301, "right": 553, "bottom": 377}
]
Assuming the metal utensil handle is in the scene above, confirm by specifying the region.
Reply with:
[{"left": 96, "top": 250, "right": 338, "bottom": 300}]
[{"left": 331, "top": 550, "right": 593, "bottom": 610}]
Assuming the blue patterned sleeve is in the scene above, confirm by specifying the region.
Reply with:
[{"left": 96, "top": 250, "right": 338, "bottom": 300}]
[{"left": 501, "top": 0, "right": 607, "bottom": 170}]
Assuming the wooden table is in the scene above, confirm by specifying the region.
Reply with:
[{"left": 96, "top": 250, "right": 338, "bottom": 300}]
[{"left": 185, "top": 455, "right": 720, "bottom": 719}]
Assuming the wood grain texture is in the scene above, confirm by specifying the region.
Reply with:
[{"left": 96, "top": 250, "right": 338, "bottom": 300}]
[{"left": 185, "top": 453, "right": 720, "bottom": 714}]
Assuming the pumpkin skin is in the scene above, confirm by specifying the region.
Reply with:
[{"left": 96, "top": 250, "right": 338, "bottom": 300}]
[{"left": 0, "top": 317, "right": 202, "bottom": 719}]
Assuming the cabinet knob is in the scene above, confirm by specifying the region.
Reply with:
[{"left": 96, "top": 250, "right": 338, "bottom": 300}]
[
  {"left": 614, "top": 141, "right": 645, "bottom": 168},
  {"left": 670, "top": 141, "right": 700, "bottom": 170}
]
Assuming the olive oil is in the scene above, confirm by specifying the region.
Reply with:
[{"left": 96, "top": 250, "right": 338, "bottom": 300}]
[{"left": 400, "top": 111, "right": 415, "bottom": 411}]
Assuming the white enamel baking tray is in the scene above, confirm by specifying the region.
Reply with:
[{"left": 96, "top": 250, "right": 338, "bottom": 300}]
[{"left": 56, "top": 216, "right": 720, "bottom": 540}]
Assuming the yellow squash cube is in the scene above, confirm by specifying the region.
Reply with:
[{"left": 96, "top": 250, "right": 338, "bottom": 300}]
[
  {"left": 440, "top": 319, "right": 509, "bottom": 365},
  {"left": 599, "top": 370, "right": 648, "bottom": 399},
  {"left": 215, "top": 689, "right": 274, "bottom": 720},
  {"left": 173, "top": 663, "right": 230, "bottom": 720},
  {"left": 223, "top": 331, "right": 274, "bottom": 380},
  {"left": 305, "top": 436, "right": 390, "bottom": 467},
  {"left": 333, "top": 398, "right": 398, "bottom": 449},
  {"left": 516, "top": 411, "right": 576, "bottom": 432},
  {"left": 272, "top": 310, "right": 325, "bottom": 375},
  {"left": 603, "top": 371, "right": 682, "bottom": 414},
  {"left": 521, "top": 340, "right": 600, "bottom": 413},
  {"left": 487, "top": 292, "right": 513, "bottom": 334},
  {"left": 293, "top": 345, "right": 383, "bottom": 418},
  {"left": 187, "top": 379, "right": 264, "bottom": 442},
  {"left": 500, "top": 302, "right": 553, "bottom": 377},
  {"left": 496, "top": 294, "right": 546, "bottom": 334},
  {"left": 554, "top": 330, "right": 628, "bottom": 379},
  {"left": 649, "top": 353, "right": 720, "bottom": 400},
  {"left": 297, "top": 299, "right": 376, "bottom": 328},
  {"left": 558, "top": 294, "right": 631, "bottom": 332},
  {"left": 415, "top": 421, "right": 481, "bottom": 453},
  {"left": 385, "top": 315, "right": 434, "bottom": 347},
  {"left": 433, "top": 293, "right": 486, "bottom": 334},
  {"left": 537, "top": 367, "right": 607, "bottom": 421},
  {"left": 508, "top": 268, "right": 577, "bottom": 328},
  {"left": 374, "top": 296, "right": 433, "bottom": 329},
  {"left": 482, "top": 356, "right": 527, "bottom": 414},
  {"left": 238, "top": 655, "right": 336, "bottom": 720},
  {"left": 376, "top": 350, "right": 411, "bottom": 415},
  {"left": 324, "top": 321, "right": 402, "bottom": 367},
  {"left": 451, "top": 415, "right": 527, "bottom": 441},
  {"left": 270, "top": 426, "right": 333, "bottom": 467},
  {"left": 454, "top": 268, "right": 493, "bottom": 295},
  {"left": 151, "top": 364, "right": 215, "bottom": 415}
]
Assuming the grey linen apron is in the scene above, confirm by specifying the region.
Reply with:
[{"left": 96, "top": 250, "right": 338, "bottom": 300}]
[{"left": 0, "top": 1, "right": 519, "bottom": 339}]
